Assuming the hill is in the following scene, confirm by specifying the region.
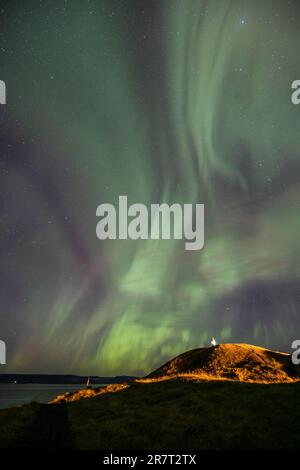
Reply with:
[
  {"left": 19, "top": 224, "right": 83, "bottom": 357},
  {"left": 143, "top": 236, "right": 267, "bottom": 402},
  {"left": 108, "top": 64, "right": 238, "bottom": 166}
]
[
  {"left": 1, "top": 343, "right": 300, "bottom": 450},
  {"left": 50, "top": 344, "right": 299, "bottom": 404},
  {"left": 1, "top": 379, "right": 300, "bottom": 450},
  {"left": 146, "top": 343, "right": 298, "bottom": 383}
]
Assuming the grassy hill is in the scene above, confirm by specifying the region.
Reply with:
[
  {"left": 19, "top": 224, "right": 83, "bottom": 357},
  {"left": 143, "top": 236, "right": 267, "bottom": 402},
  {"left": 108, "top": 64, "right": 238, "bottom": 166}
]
[
  {"left": 1, "top": 344, "right": 300, "bottom": 450},
  {"left": 147, "top": 343, "right": 298, "bottom": 383}
]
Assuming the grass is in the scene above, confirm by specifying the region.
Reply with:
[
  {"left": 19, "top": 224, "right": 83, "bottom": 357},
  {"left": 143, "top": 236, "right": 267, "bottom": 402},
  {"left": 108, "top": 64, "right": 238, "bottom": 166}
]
[{"left": 1, "top": 379, "right": 300, "bottom": 450}]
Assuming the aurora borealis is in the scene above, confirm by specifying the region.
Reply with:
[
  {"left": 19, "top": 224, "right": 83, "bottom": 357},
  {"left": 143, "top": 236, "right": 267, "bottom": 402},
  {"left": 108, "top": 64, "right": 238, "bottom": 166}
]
[{"left": 1, "top": 0, "right": 300, "bottom": 375}]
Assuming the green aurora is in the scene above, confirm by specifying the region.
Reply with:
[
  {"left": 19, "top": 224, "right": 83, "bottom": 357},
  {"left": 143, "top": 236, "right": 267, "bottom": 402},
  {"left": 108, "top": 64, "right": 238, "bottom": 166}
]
[{"left": 1, "top": 0, "right": 300, "bottom": 375}]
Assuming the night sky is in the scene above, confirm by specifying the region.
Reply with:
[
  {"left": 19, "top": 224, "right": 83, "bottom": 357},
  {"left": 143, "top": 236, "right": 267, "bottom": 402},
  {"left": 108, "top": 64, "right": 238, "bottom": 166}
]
[{"left": 1, "top": 0, "right": 300, "bottom": 375}]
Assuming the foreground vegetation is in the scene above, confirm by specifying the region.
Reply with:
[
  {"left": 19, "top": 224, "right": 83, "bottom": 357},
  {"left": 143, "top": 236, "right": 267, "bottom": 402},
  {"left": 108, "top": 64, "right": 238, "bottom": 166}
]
[{"left": 1, "top": 379, "right": 300, "bottom": 450}]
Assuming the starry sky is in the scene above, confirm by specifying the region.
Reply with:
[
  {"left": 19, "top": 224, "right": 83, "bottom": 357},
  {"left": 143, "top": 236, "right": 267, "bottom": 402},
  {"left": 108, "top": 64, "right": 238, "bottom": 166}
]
[{"left": 1, "top": 0, "right": 300, "bottom": 375}]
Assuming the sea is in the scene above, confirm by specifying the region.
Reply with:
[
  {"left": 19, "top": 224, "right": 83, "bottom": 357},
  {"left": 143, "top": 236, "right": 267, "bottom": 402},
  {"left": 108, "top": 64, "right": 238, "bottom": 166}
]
[{"left": 0, "top": 383, "right": 108, "bottom": 410}]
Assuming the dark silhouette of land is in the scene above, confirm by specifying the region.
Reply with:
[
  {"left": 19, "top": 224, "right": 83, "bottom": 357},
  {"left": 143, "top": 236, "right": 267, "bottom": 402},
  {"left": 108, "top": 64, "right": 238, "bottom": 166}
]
[
  {"left": 0, "top": 374, "right": 136, "bottom": 384},
  {"left": 1, "top": 344, "right": 300, "bottom": 450}
]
